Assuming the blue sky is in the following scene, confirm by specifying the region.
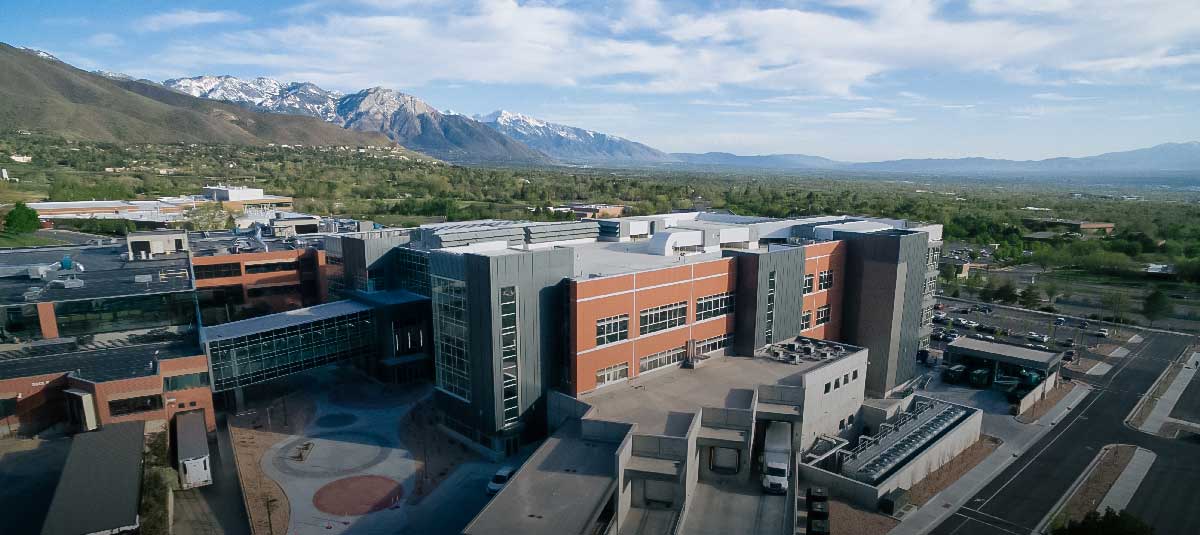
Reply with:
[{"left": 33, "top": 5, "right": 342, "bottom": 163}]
[{"left": 4, "top": 0, "right": 1199, "bottom": 161}]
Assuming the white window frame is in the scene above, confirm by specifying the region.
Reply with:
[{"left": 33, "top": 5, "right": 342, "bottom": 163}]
[
  {"left": 639, "top": 301, "right": 688, "bottom": 335},
  {"left": 595, "top": 314, "right": 629, "bottom": 346}
]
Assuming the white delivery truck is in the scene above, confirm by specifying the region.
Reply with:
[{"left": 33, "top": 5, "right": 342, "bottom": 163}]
[
  {"left": 760, "top": 421, "right": 792, "bottom": 494},
  {"left": 176, "top": 410, "right": 213, "bottom": 489}
]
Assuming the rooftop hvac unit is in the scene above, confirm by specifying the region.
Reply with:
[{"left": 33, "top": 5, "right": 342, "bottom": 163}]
[{"left": 134, "top": 274, "right": 153, "bottom": 283}]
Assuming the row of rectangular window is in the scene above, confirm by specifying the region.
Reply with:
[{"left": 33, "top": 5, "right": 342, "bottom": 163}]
[
  {"left": 640, "top": 346, "right": 687, "bottom": 373},
  {"left": 696, "top": 292, "right": 735, "bottom": 321},
  {"left": 803, "top": 270, "right": 835, "bottom": 293},
  {"left": 596, "top": 314, "right": 629, "bottom": 346},
  {"left": 824, "top": 369, "right": 860, "bottom": 393},
  {"left": 639, "top": 301, "right": 688, "bottom": 335},
  {"left": 696, "top": 334, "right": 731, "bottom": 354},
  {"left": 595, "top": 362, "right": 630, "bottom": 387},
  {"left": 801, "top": 305, "right": 833, "bottom": 330}
]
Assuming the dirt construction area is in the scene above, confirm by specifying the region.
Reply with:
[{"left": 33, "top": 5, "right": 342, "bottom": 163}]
[{"left": 228, "top": 365, "right": 479, "bottom": 535}]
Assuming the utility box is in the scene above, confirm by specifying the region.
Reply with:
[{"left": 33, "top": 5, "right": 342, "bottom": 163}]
[{"left": 175, "top": 411, "right": 212, "bottom": 489}]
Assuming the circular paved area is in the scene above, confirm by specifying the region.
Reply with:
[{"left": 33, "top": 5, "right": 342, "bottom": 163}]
[
  {"left": 272, "top": 431, "right": 392, "bottom": 478},
  {"left": 314, "top": 413, "right": 358, "bottom": 428},
  {"left": 328, "top": 383, "right": 418, "bottom": 409},
  {"left": 312, "top": 475, "right": 404, "bottom": 516}
]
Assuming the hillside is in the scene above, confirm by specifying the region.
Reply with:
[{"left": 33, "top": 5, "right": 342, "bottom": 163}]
[
  {"left": 0, "top": 43, "right": 394, "bottom": 148},
  {"left": 474, "top": 110, "right": 672, "bottom": 163}
]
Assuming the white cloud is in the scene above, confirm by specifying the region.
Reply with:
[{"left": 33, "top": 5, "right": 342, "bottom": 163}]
[
  {"left": 1031, "top": 92, "right": 1095, "bottom": 101},
  {"left": 137, "top": 10, "right": 248, "bottom": 32},
  {"left": 827, "top": 107, "right": 911, "bottom": 122},
  {"left": 86, "top": 33, "right": 122, "bottom": 48},
  {"left": 126, "top": 0, "right": 1200, "bottom": 99}
]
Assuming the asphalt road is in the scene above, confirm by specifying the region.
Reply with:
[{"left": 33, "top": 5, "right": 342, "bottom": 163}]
[{"left": 928, "top": 308, "right": 1198, "bottom": 535}]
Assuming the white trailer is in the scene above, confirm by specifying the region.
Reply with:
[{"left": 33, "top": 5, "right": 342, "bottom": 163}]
[
  {"left": 176, "top": 410, "right": 212, "bottom": 489},
  {"left": 761, "top": 421, "right": 792, "bottom": 494}
]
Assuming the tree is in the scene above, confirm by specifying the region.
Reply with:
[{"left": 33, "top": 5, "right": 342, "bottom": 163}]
[
  {"left": 1052, "top": 508, "right": 1153, "bottom": 535},
  {"left": 3, "top": 202, "right": 39, "bottom": 234},
  {"left": 1101, "top": 292, "right": 1131, "bottom": 323},
  {"left": 1042, "top": 281, "right": 1062, "bottom": 305},
  {"left": 1019, "top": 285, "right": 1041, "bottom": 309},
  {"left": 995, "top": 280, "right": 1020, "bottom": 304},
  {"left": 1032, "top": 248, "right": 1060, "bottom": 272},
  {"left": 1141, "top": 288, "right": 1171, "bottom": 327},
  {"left": 979, "top": 279, "right": 998, "bottom": 303}
]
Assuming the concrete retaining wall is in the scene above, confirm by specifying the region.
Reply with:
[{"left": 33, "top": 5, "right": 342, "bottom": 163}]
[{"left": 1017, "top": 371, "right": 1060, "bottom": 415}]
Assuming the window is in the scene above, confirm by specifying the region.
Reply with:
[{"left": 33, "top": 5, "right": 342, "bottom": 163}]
[
  {"left": 245, "top": 261, "right": 298, "bottom": 274},
  {"left": 499, "top": 286, "right": 520, "bottom": 426},
  {"left": 835, "top": 378, "right": 840, "bottom": 389},
  {"left": 923, "top": 275, "right": 937, "bottom": 297},
  {"left": 927, "top": 247, "right": 940, "bottom": 269},
  {"left": 801, "top": 310, "right": 813, "bottom": 330},
  {"left": 189, "top": 401, "right": 196, "bottom": 407},
  {"left": 848, "top": 414, "right": 855, "bottom": 425},
  {"left": 696, "top": 292, "right": 735, "bottom": 321},
  {"left": 108, "top": 394, "right": 163, "bottom": 417},
  {"left": 432, "top": 276, "right": 471, "bottom": 401},
  {"left": 178, "top": 403, "right": 185, "bottom": 409},
  {"left": 803, "top": 274, "right": 814, "bottom": 294},
  {"left": 824, "top": 382, "right": 831, "bottom": 394},
  {"left": 818, "top": 270, "right": 834, "bottom": 290},
  {"left": 696, "top": 334, "right": 731, "bottom": 354},
  {"left": 397, "top": 248, "right": 431, "bottom": 296},
  {"left": 816, "top": 305, "right": 831, "bottom": 325},
  {"left": 710, "top": 446, "right": 740, "bottom": 474},
  {"left": 765, "top": 271, "right": 776, "bottom": 342},
  {"left": 247, "top": 285, "right": 301, "bottom": 298},
  {"left": 921, "top": 305, "right": 934, "bottom": 326},
  {"left": 639, "top": 346, "right": 687, "bottom": 373},
  {"left": 839, "top": 419, "right": 846, "bottom": 430},
  {"left": 852, "top": 370, "right": 858, "bottom": 380},
  {"left": 194, "top": 262, "right": 240, "bottom": 279},
  {"left": 164, "top": 372, "right": 210, "bottom": 392},
  {"left": 595, "top": 314, "right": 629, "bottom": 346},
  {"left": 639, "top": 302, "right": 688, "bottom": 335},
  {"left": 595, "top": 363, "right": 629, "bottom": 387}
]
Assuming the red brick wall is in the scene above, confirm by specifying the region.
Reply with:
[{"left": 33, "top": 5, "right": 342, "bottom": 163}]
[
  {"left": 801, "top": 241, "right": 847, "bottom": 341},
  {"left": 568, "top": 258, "right": 738, "bottom": 395},
  {"left": 0, "top": 372, "right": 69, "bottom": 434}
]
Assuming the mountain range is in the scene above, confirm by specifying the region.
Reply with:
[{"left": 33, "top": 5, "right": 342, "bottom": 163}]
[
  {"left": 0, "top": 44, "right": 392, "bottom": 148},
  {"left": 5, "top": 44, "right": 1199, "bottom": 174},
  {"left": 156, "top": 74, "right": 1200, "bottom": 174}
]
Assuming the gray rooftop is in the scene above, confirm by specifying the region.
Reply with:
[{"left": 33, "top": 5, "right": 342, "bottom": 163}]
[
  {"left": 202, "top": 299, "right": 374, "bottom": 342},
  {"left": 0, "top": 244, "right": 191, "bottom": 305},
  {"left": 947, "top": 337, "right": 1062, "bottom": 370},
  {"left": 562, "top": 240, "right": 725, "bottom": 279},
  {"left": 41, "top": 421, "right": 145, "bottom": 535},
  {"left": 175, "top": 410, "right": 209, "bottom": 461},
  {"left": 581, "top": 355, "right": 814, "bottom": 436},
  {"left": 0, "top": 340, "right": 200, "bottom": 382},
  {"left": 463, "top": 419, "right": 621, "bottom": 535}
]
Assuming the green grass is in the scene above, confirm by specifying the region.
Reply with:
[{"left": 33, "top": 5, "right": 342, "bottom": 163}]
[{"left": 0, "top": 231, "right": 62, "bottom": 248}]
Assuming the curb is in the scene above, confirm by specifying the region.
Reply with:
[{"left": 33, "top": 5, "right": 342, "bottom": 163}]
[
  {"left": 1033, "top": 443, "right": 1129, "bottom": 534},
  {"left": 1122, "top": 345, "right": 1196, "bottom": 436}
]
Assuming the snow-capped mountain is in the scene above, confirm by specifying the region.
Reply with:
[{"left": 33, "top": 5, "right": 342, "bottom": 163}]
[
  {"left": 20, "top": 47, "right": 62, "bottom": 62},
  {"left": 474, "top": 110, "right": 673, "bottom": 163},
  {"left": 164, "top": 75, "right": 343, "bottom": 122},
  {"left": 93, "top": 70, "right": 135, "bottom": 81},
  {"left": 336, "top": 88, "right": 550, "bottom": 163},
  {"left": 162, "top": 75, "right": 550, "bottom": 163}
]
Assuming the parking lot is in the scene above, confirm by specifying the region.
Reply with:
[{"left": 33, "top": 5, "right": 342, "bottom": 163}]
[{"left": 930, "top": 297, "right": 1125, "bottom": 371}]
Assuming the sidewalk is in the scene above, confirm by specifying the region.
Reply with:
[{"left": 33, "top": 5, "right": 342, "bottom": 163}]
[
  {"left": 1140, "top": 352, "right": 1199, "bottom": 434},
  {"left": 887, "top": 383, "right": 1093, "bottom": 535},
  {"left": 1097, "top": 447, "right": 1156, "bottom": 513}
]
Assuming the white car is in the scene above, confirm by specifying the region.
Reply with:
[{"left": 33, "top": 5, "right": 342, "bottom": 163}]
[
  {"left": 1027, "top": 332, "right": 1050, "bottom": 343},
  {"left": 963, "top": 320, "right": 980, "bottom": 328},
  {"left": 933, "top": 311, "right": 948, "bottom": 320},
  {"left": 487, "top": 466, "right": 516, "bottom": 495},
  {"left": 1097, "top": 328, "right": 1110, "bottom": 338}
]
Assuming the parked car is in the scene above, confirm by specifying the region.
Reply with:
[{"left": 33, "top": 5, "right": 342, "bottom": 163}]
[
  {"left": 1078, "top": 320, "right": 1090, "bottom": 329},
  {"left": 1058, "top": 338, "right": 1076, "bottom": 347},
  {"left": 1063, "top": 349, "right": 1077, "bottom": 361},
  {"left": 487, "top": 466, "right": 517, "bottom": 495},
  {"left": 942, "top": 364, "right": 968, "bottom": 384},
  {"left": 1027, "top": 332, "right": 1050, "bottom": 343},
  {"left": 1054, "top": 317, "right": 1066, "bottom": 326},
  {"left": 933, "top": 315, "right": 950, "bottom": 325},
  {"left": 954, "top": 307, "right": 972, "bottom": 314},
  {"left": 1033, "top": 344, "right": 1052, "bottom": 351},
  {"left": 953, "top": 318, "right": 970, "bottom": 327},
  {"left": 933, "top": 311, "right": 948, "bottom": 321},
  {"left": 944, "top": 332, "right": 960, "bottom": 342},
  {"left": 934, "top": 303, "right": 946, "bottom": 310},
  {"left": 1097, "top": 328, "right": 1110, "bottom": 337}
]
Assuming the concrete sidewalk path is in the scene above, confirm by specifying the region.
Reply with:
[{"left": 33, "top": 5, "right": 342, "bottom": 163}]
[
  {"left": 1140, "top": 353, "right": 1199, "bottom": 434},
  {"left": 1086, "top": 362, "right": 1113, "bottom": 376},
  {"left": 887, "top": 384, "right": 1093, "bottom": 535},
  {"left": 1097, "top": 448, "right": 1156, "bottom": 513}
]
